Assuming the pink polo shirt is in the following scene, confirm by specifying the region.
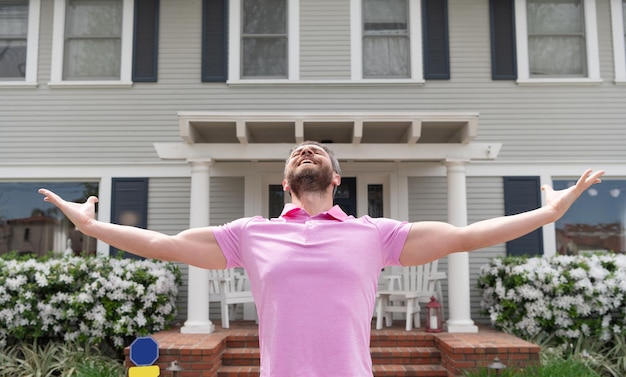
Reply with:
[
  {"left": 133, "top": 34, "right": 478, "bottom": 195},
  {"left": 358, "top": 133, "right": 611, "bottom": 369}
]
[{"left": 212, "top": 204, "right": 411, "bottom": 377}]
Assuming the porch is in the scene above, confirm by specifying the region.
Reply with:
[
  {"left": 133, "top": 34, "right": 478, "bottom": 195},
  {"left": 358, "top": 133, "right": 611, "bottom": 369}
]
[{"left": 124, "top": 321, "right": 540, "bottom": 377}]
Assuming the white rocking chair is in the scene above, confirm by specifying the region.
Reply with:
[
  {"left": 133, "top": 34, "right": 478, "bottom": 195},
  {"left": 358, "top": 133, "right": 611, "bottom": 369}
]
[
  {"left": 375, "top": 261, "right": 446, "bottom": 331},
  {"left": 208, "top": 268, "right": 256, "bottom": 328}
]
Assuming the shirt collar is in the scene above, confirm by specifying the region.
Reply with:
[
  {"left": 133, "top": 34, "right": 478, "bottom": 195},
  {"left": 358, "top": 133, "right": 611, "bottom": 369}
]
[{"left": 281, "top": 203, "right": 349, "bottom": 221}]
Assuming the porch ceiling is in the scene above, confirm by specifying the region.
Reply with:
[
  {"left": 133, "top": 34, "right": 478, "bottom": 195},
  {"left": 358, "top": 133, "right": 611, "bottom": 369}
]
[
  {"left": 178, "top": 111, "right": 479, "bottom": 145},
  {"left": 154, "top": 112, "right": 502, "bottom": 162}
]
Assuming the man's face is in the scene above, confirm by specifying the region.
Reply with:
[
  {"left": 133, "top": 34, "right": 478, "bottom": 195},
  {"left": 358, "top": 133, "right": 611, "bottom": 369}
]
[{"left": 284, "top": 144, "right": 339, "bottom": 198}]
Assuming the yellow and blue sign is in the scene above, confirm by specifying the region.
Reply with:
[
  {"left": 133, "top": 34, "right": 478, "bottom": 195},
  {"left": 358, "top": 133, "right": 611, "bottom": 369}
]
[{"left": 128, "top": 336, "right": 160, "bottom": 377}]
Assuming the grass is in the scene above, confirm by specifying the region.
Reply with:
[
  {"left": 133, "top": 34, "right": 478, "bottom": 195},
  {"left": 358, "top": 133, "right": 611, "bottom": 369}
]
[
  {"left": 0, "top": 340, "right": 125, "bottom": 377},
  {"left": 463, "top": 331, "right": 626, "bottom": 377}
]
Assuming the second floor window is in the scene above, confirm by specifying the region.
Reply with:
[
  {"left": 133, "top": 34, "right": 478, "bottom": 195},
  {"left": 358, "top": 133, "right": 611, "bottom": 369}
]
[
  {"left": 0, "top": 0, "right": 28, "bottom": 79},
  {"left": 63, "top": 0, "right": 122, "bottom": 80},
  {"left": 526, "top": 0, "right": 586, "bottom": 77},
  {"left": 241, "top": 0, "right": 287, "bottom": 78},
  {"left": 362, "top": 0, "right": 410, "bottom": 78}
]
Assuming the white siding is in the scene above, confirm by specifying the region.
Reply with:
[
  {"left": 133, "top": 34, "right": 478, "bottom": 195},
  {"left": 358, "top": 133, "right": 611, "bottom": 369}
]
[
  {"left": 148, "top": 177, "right": 192, "bottom": 322},
  {"left": 148, "top": 176, "right": 244, "bottom": 322},
  {"left": 300, "top": 0, "right": 351, "bottom": 80},
  {"left": 409, "top": 176, "right": 505, "bottom": 324},
  {"left": 2, "top": 0, "right": 626, "bottom": 162},
  {"left": 208, "top": 177, "right": 245, "bottom": 321}
]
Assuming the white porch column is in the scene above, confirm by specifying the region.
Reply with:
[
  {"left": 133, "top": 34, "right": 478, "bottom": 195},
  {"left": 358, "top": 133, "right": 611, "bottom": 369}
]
[
  {"left": 445, "top": 160, "right": 479, "bottom": 333},
  {"left": 181, "top": 160, "right": 215, "bottom": 334}
]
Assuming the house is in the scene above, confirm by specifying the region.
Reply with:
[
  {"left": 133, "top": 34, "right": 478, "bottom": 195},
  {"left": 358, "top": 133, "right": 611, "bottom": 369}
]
[{"left": 1, "top": 0, "right": 625, "bottom": 335}]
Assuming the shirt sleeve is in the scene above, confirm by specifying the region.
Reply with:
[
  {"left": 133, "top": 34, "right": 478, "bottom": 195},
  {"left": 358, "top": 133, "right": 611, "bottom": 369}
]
[
  {"left": 211, "top": 217, "right": 255, "bottom": 268},
  {"left": 369, "top": 217, "right": 412, "bottom": 267}
]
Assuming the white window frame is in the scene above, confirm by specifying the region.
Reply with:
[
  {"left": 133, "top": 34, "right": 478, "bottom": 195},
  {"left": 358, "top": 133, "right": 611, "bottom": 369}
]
[
  {"left": 514, "top": 0, "right": 602, "bottom": 85},
  {"left": 0, "top": 0, "right": 40, "bottom": 87},
  {"left": 350, "top": 0, "right": 423, "bottom": 84},
  {"left": 228, "top": 0, "right": 300, "bottom": 83},
  {"left": 610, "top": 0, "right": 626, "bottom": 83},
  {"left": 49, "top": 0, "right": 134, "bottom": 88}
]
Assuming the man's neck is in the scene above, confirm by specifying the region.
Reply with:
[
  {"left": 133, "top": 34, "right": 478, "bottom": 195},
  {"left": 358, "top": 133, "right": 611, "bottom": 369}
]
[{"left": 290, "top": 190, "right": 334, "bottom": 216}]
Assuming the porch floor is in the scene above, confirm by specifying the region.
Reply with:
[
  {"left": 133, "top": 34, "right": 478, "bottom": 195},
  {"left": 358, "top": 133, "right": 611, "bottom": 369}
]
[{"left": 124, "top": 321, "right": 540, "bottom": 377}]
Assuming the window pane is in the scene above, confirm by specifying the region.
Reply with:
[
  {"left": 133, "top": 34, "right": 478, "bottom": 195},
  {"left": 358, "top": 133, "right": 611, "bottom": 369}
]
[
  {"left": 363, "top": 0, "right": 407, "bottom": 34},
  {"left": 528, "top": 36, "right": 585, "bottom": 75},
  {"left": 554, "top": 179, "right": 626, "bottom": 255},
  {"left": 268, "top": 184, "right": 284, "bottom": 218},
  {"left": 242, "top": 37, "right": 287, "bottom": 77},
  {"left": 367, "top": 184, "right": 383, "bottom": 218},
  {"left": 0, "top": 1, "right": 28, "bottom": 79},
  {"left": 0, "top": 182, "right": 99, "bottom": 257},
  {"left": 64, "top": 39, "right": 121, "bottom": 79},
  {"left": 66, "top": 0, "right": 122, "bottom": 37},
  {"left": 243, "top": 0, "right": 286, "bottom": 34},
  {"left": 241, "top": 0, "right": 287, "bottom": 78},
  {"left": 527, "top": 0, "right": 583, "bottom": 34},
  {"left": 64, "top": 0, "right": 122, "bottom": 80},
  {"left": 527, "top": 0, "right": 586, "bottom": 77},
  {"left": 362, "top": 0, "right": 410, "bottom": 78},
  {"left": 363, "top": 36, "right": 410, "bottom": 77}
]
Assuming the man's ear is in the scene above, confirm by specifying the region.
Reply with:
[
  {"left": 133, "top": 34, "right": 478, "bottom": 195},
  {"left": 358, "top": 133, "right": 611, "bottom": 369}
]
[
  {"left": 333, "top": 174, "right": 341, "bottom": 187},
  {"left": 282, "top": 178, "right": 290, "bottom": 193}
]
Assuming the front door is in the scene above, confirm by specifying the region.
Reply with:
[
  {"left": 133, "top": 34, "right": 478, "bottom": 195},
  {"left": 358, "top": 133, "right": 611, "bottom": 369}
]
[{"left": 264, "top": 175, "right": 389, "bottom": 218}]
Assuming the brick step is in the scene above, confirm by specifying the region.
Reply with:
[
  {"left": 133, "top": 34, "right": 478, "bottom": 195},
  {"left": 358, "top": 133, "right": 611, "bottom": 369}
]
[
  {"left": 221, "top": 348, "right": 261, "bottom": 366},
  {"left": 217, "top": 365, "right": 260, "bottom": 377},
  {"left": 222, "top": 346, "right": 440, "bottom": 366},
  {"left": 225, "top": 332, "right": 438, "bottom": 349},
  {"left": 372, "top": 364, "right": 449, "bottom": 377},
  {"left": 218, "top": 364, "right": 448, "bottom": 377},
  {"left": 371, "top": 346, "right": 441, "bottom": 365}
]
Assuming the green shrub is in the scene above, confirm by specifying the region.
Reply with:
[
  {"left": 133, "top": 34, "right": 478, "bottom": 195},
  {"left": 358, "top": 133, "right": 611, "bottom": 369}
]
[
  {"left": 477, "top": 254, "right": 626, "bottom": 344},
  {"left": 0, "top": 254, "right": 181, "bottom": 349}
]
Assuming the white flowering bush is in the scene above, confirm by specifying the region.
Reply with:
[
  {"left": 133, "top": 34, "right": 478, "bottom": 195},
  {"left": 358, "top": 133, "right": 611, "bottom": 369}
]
[
  {"left": 478, "top": 254, "right": 626, "bottom": 344},
  {"left": 0, "top": 254, "right": 181, "bottom": 349}
]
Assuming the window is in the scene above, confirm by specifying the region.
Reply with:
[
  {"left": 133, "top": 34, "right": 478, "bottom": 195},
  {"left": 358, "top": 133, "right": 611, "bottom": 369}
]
[
  {"left": 514, "top": 0, "right": 600, "bottom": 83},
  {"left": 350, "top": 0, "right": 423, "bottom": 82},
  {"left": 362, "top": 0, "right": 410, "bottom": 78},
  {"left": 609, "top": 0, "right": 626, "bottom": 82},
  {"left": 527, "top": 0, "right": 585, "bottom": 77},
  {"left": 268, "top": 184, "right": 284, "bottom": 218},
  {"left": 0, "top": 182, "right": 99, "bottom": 257},
  {"left": 64, "top": 0, "right": 122, "bottom": 80},
  {"left": 229, "top": 0, "right": 298, "bottom": 81},
  {"left": 50, "top": 0, "right": 134, "bottom": 86},
  {"left": 367, "top": 184, "right": 383, "bottom": 218},
  {"left": 241, "top": 0, "right": 287, "bottom": 78},
  {"left": 553, "top": 179, "right": 626, "bottom": 255},
  {"left": 0, "top": 0, "right": 39, "bottom": 85}
]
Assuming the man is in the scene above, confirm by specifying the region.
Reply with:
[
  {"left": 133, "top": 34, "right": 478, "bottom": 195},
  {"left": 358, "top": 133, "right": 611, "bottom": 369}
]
[{"left": 39, "top": 141, "right": 604, "bottom": 377}]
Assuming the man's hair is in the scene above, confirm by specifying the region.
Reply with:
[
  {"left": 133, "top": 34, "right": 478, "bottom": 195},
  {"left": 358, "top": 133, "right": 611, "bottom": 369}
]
[{"left": 286, "top": 141, "right": 342, "bottom": 175}]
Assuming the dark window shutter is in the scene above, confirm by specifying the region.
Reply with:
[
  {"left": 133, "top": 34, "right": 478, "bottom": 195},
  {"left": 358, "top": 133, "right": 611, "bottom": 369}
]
[
  {"left": 202, "top": 0, "right": 228, "bottom": 82},
  {"left": 489, "top": 0, "right": 516, "bottom": 80},
  {"left": 110, "top": 178, "right": 148, "bottom": 259},
  {"left": 132, "top": 0, "right": 159, "bottom": 82},
  {"left": 503, "top": 177, "right": 543, "bottom": 256},
  {"left": 422, "top": 0, "right": 450, "bottom": 80}
]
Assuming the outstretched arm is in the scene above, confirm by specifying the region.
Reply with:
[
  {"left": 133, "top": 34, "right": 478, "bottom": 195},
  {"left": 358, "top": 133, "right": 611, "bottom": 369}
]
[
  {"left": 399, "top": 169, "right": 605, "bottom": 266},
  {"left": 38, "top": 188, "right": 227, "bottom": 269}
]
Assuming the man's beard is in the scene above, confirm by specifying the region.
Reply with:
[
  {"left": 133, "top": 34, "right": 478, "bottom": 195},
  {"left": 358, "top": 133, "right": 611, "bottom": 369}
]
[{"left": 287, "top": 165, "right": 334, "bottom": 198}]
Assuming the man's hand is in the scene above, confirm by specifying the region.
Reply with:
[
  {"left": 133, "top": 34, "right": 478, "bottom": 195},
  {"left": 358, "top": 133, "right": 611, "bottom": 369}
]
[
  {"left": 542, "top": 169, "right": 605, "bottom": 221},
  {"left": 38, "top": 188, "right": 98, "bottom": 233}
]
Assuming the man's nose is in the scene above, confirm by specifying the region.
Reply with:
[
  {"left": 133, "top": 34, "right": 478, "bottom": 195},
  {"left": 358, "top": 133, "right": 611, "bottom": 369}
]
[{"left": 299, "top": 147, "right": 314, "bottom": 156}]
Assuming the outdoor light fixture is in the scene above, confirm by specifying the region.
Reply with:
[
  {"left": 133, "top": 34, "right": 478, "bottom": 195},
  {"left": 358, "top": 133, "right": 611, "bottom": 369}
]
[
  {"left": 165, "top": 360, "right": 184, "bottom": 377},
  {"left": 487, "top": 357, "right": 506, "bottom": 375},
  {"left": 425, "top": 296, "right": 443, "bottom": 333}
]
